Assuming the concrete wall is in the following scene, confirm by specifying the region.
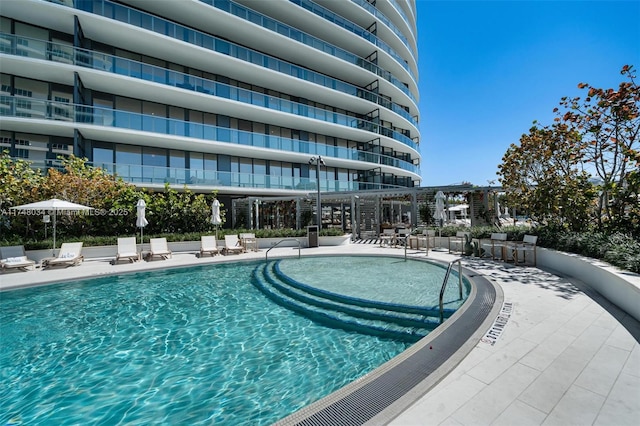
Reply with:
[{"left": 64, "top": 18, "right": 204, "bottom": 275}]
[{"left": 537, "top": 247, "right": 640, "bottom": 323}]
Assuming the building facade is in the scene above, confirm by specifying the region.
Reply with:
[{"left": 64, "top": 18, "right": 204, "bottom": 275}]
[{"left": 1, "top": 0, "right": 420, "bottom": 207}]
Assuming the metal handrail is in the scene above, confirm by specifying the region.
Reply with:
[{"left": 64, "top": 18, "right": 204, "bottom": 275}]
[
  {"left": 404, "top": 234, "right": 409, "bottom": 260},
  {"left": 265, "top": 238, "right": 301, "bottom": 262},
  {"left": 438, "top": 259, "right": 463, "bottom": 324}
]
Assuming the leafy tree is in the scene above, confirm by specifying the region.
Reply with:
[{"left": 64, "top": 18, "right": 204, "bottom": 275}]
[
  {"left": 498, "top": 123, "right": 596, "bottom": 231},
  {"left": 37, "top": 155, "right": 143, "bottom": 238},
  {"left": 0, "top": 151, "right": 44, "bottom": 210},
  {"left": 146, "top": 183, "right": 218, "bottom": 234},
  {"left": 557, "top": 65, "right": 639, "bottom": 234}
]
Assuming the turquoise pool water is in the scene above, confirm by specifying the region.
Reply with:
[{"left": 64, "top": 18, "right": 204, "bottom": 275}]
[{"left": 0, "top": 256, "right": 465, "bottom": 425}]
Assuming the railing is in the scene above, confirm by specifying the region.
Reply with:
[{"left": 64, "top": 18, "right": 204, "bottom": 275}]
[
  {"left": 438, "top": 259, "right": 463, "bottom": 324},
  {"left": 265, "top": 238, "right": 301, "bottom": 262},
  {"left": 68, "top": 0, "right": 418, "bottom": 122}
]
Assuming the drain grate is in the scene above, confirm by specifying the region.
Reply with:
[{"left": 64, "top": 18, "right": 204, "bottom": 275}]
[{"left": 275, "top": 268, "right": 497, "bottom": 426}]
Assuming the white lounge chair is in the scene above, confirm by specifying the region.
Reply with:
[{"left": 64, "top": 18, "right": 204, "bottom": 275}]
[
  {"left": 44, "top": 242, "right": 84, "bottom": 268},
  {"left": 113, "top": 237, "right": 140, "bottom": 264},
  {"left": 0, "top": 245, "right": 36, "bottom": 272},
  {"left": 510, "top": 234, "right": 538, "bottom": 266},
  {"left": 147, "top": 238, "right": 172, "bottom": 260},
  {"left": 199, "top": 235, "right": 220, "bottom": 257},
  {"left": 223, "top": 235, "right": 244, "bottom": 255}
]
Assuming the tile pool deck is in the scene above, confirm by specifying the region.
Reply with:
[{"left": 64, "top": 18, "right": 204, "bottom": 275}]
[{"left": 1, "top": 243, "right": 638, "bottom": 425}]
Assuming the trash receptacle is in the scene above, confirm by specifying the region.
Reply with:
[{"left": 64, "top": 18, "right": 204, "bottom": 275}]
[{"left": 307, "top": 225, "right": 319, "bottom": 248}]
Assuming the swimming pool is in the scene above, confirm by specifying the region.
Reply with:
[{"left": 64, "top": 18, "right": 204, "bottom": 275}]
[{"left": 0, "top": 256, "right": 468, "bottom": 425}]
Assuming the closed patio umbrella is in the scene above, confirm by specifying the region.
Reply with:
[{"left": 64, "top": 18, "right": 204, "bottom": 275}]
[
  {"left": 433, "top": 191, "right": 446, "bottom": 228},
  {"left": 10, "top": 198, "right": 93, "bottom": 254},
  {"left": 136, "top": 199, "right": 148, "bottom": 249},
  {"left": 211, "top": 199, "right": 222, "bottom": 240}
]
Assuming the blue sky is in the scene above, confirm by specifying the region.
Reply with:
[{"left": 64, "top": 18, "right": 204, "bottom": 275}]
[{"left": 416, "top": 0, "right": 640, "bottom": 186}]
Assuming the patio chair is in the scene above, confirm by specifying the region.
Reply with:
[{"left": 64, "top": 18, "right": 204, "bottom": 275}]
[
  {"left": 223, "top": 235, "right": 244, "bottom": 255},
  {"left": 379, "top": 228, "right": 396, "bottom": 247},
  {"left": 0, "top": 245, "right": 36, "bottom": 272},
  {"left": 395, "top": 228, "right": 411, "bottom": 247},
  {"left": 146, "top": 237, "right": 172, "bottom": 260},
  {"left": 113, "top": 237, "right": 140, "bottom": 264},
  {"left": 448, "top": 231, "right": 470, "bottom": 254},
  {"left": 199, "top": 235, "right": 220, "bottom": 257},
  {"left": 480, "top": 233, "right": 507, "bottom": 260},
  {"left": 510, "top": 234, "right": 538, "bottom": 266},
  {"left": 239, "top": 233, "right": 258, "bottom": 252},
  {"left": 43, "top": 242, "right": 84, "bottom": 268}
]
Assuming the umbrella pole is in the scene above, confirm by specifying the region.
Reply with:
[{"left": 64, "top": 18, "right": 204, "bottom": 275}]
[{"left": 53, "top": 211, "right": 57, "bottom": 255}]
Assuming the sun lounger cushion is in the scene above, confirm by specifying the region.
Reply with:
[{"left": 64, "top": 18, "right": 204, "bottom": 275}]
[{"left": 4, "top": 256, "right": 28, "bottom": 264}]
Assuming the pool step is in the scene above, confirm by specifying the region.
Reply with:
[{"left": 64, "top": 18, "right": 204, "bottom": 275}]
[{"left": 252, "top": 261, "right": 447, "bottom": 342}]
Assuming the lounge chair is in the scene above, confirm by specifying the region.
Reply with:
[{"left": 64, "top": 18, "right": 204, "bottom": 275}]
[
  {"left": 146, "top": 237, "right": 172, "bottom": 260},
  {"left": 480, "top": 233, "right": 508, "bottom": 260},
  {"left": 199, "top": 235, "right": 220, "bottom": 257},
  {"left": 223, "top": 235, "right": 244, "bottom": 255},
  {"left": 510, "top": 234, "right": 538, "bottom": 266},
  {"left": 113, "top": 237, "right": 140, "bottom": 264},
  {"left": 0, "top": 245, "right": 36, "bottom": 272},
  {"left": 44, "top": 242, "right": 84, "bottom": 268}
]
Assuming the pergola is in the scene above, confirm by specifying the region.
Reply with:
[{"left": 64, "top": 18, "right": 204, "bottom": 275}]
[{"left": 231, "top": 184, "right": 505, "bottom": 238}]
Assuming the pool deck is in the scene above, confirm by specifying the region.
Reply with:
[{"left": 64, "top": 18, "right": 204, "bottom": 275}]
[{"left": 1, "top": 243, "right": 639, "bottom": 425}]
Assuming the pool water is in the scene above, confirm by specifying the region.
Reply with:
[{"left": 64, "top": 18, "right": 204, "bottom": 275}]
[
  {"left": 277, "top": 256, "right": 468, "bottom": 309},
  {"left": 0, "top": 257, "right": 465, "bottom": 425}
]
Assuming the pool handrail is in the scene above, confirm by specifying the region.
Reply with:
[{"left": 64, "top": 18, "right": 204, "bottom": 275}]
[
  {"left": 265, "top": 239, "right": 301, "bottom": 262},
  {"left": 439, "top": 259, "right": 463, "bottom": 323}
]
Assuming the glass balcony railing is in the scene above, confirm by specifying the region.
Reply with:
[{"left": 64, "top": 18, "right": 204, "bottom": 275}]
[
  {"left": 288, "top": 0, "right": 417, "bottom": 84},
  {"left": 30, "top": 159, "right": 410, "bottom": 192},
  {"left": 350, "top": 0, "right": 415, "bottom": 56},
  {"left": 0, "top": 96, "right": 420, "bottom": 173},
  {"left": 0, "top": 33, "right": 418, "bottom": 141},
  {"left": 64, "top": 0, "right": 417, "bottom": 127},
  {"left": 200, "top": 0, "right": 417, "bottom": 105}
]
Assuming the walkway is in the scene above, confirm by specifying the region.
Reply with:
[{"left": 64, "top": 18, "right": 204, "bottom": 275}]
[{"left": 1, "top": 243, "right": 638, "bottom": 425}]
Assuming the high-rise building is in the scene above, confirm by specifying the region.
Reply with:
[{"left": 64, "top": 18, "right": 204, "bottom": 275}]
[{"left": 1, "top": 0, "right": 420, "bottom": 205}]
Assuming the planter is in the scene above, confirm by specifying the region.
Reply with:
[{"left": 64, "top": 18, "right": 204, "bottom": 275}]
[{"left": 537, "top": 247, "right": 640, "bottom": 323}]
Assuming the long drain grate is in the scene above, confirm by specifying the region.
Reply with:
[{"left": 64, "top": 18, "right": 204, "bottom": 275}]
[{"left": 275, "top": 269, "right": 497, "bottom": 426}]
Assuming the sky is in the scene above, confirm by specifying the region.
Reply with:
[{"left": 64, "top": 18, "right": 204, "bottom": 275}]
[{"left": 416, "top": 0, "right": 640, "bottom": 187}]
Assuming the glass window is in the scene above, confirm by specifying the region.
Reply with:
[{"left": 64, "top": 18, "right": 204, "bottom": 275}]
[
  {"left": 116, "top": 145, "right": 142, "bottom": 181},
  {"left": 93, "top": 146, "right": 113, "bottom": 166},
  {"left": 170, "top": 150, "right": 185, "bottom": 183}
]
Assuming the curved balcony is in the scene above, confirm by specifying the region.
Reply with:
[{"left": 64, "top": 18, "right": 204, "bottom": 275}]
[
  {"left": 201, "top": 0, "right": 417, "bottom": 106},
  {"left": 0, "top": 96, "right": 420, "bottom": 174},
  {"left": 350, "top": 0, "right": 416, "bottom": 56},
  {"left": 0, "top": 33, "right": 418, "bottom": 144},
  {"left": 70, "top": 0, "right": 417, "bottom": 132},
  {"left": 288, "top": 0, "right": 417, "bottom": 84},
  {"left": 28, "top": 158, "right": 411, "bottom": 192}
]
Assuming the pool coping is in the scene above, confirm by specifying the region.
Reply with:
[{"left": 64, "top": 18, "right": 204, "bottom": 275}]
[
  {"left": 274, "top": 258, "right": 503, "bottom": 426},
  {"left": 1, "top": 250, "right": 503, "bottom": 425}
]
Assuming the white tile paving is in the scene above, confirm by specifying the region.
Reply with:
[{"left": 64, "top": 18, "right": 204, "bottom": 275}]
[{"left": 1, "top": 242, "right": 638, "bottom": 425}]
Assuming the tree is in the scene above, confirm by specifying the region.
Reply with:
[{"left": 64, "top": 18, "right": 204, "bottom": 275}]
[
  {"left": 38, "top": 155, "right": 143, "bottom": 237},
  {"left": 0, "top": 151, "right": 44, "bottom": 210},
  {"left": 557, "top": 65, "right": 640, "bottom": 234},
  {"left": 498, "top": 123, "right": 596, "bottom": 231}
]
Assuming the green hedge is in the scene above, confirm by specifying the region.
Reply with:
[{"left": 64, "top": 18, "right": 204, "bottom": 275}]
[{"left": 8, "top": 227, "right": 344, "bottom": 251}]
